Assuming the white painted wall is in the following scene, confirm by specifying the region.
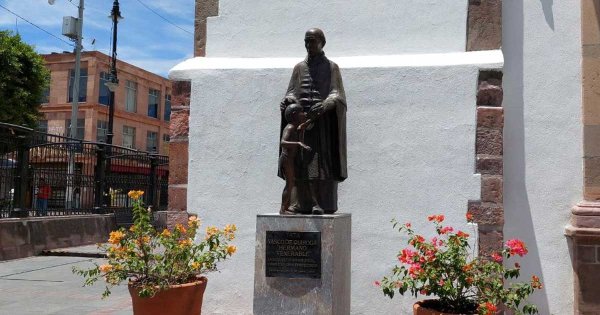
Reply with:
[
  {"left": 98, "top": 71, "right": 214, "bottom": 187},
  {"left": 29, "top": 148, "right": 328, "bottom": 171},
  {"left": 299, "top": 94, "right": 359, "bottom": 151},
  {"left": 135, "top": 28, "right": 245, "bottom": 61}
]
[
  {"left": 170, "top": 52, "right": 502, "bottom": 314},
  {"left": 503, "top": 0, "right": 581, "bottom": 314},
  {"left": 205, "top": 0, "right": 467, "bottom": 57}
]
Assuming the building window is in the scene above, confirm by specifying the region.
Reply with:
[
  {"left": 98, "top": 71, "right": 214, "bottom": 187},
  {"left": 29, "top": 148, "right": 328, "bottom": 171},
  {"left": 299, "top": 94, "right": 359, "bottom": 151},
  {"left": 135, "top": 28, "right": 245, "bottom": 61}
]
[
  {"left": 97, "top": 120, "right": 108, "bottom": 143},
  {"left": 146, "top": 131, "right": 158, "bottom": 153},
  {"left": 164, "top": 94, "right": 171, "bottom": 121},
  {"left": 68, "top": 68, "right": 88, "bottom": 103},
  {"left": 65, "top": 118, "right": 85, "bottom": 139},
  {"left": 40, "top": 83, "right": 50, "bottom": 104},
  {"left": 98, "top": 72, "right": 110, "bottom": 105},
  {"left": 125, "top": 80, "right": 137, "bottom": 112},
  {"left": 163, "top": 134, "right": 170, "bottom": 143},
  {"left": 37, "top": 120, "right": 48, "bottom": 133},
  {"left": 148, "top": 89, "right": 160, "bottom": 118},
  {"left": 123, "top": 126, "right": 136, "bottom": 149}
]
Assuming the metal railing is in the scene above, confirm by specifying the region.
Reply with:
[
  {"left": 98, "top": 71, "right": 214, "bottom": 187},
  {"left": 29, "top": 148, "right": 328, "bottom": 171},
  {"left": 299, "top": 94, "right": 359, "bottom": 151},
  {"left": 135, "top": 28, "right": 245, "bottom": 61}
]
[{"left": 0, "top": 122, "right": 169, "bottom": 223}]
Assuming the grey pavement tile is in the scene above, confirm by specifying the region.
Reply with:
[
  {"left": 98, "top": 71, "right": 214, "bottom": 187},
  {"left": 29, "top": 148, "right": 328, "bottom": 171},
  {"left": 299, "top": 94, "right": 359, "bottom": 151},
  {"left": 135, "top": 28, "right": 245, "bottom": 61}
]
[{"left": 0, "top": 257, "right": 132, "bottom": 315}]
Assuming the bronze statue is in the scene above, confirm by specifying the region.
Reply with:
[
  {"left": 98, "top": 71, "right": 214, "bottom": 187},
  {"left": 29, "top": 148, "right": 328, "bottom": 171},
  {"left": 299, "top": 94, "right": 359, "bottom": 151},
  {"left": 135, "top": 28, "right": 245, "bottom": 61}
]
[
  {"left": 279, "top": 103, "right": 312, "bottom": 214},
  {"left": 278, "top": 28, "right": 347, "bottom": 215}
]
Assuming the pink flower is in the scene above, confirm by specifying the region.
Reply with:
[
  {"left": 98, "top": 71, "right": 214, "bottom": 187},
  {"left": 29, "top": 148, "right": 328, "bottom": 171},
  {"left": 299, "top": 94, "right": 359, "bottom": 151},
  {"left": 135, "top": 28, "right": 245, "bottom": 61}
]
[
  {"left": 505, "top": 239, "right": 528, "bottom": 256},
  {"left": 374, "top": 280, "right": 381, "bottom": 287},
  {"left": 491, "top": 252, "right": 503, "bottom": 262},
  {"left": 405, "top": 222, "right": 412, "bottom": 228}
]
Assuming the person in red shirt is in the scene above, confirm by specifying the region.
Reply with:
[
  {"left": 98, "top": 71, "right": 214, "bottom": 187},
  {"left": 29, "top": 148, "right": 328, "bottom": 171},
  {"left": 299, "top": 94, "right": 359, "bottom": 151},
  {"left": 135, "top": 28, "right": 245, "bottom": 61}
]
[{"left": 36, "top": 178, "right": 51, "bottom": 216}]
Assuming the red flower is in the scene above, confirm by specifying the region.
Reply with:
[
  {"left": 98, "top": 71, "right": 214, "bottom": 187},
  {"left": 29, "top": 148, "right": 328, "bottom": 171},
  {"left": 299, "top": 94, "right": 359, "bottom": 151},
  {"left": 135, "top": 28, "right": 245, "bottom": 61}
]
[
  {"left": 456, "top": 230, "right": 469, "bottom": 238},
  {"left": 491, "top": 252, "right": 503, "bottom": 263},
  {"left": 399, "top": 248, "right": 418, "bottom": 264},
  {"left": 439, "top": 226, "right": 454, "bottom": 234},
  {"left": 409, "top": 235, "right": 425, "bottom": 246},
  {"left": 478, "top": 302, "right": 498, "bottom": 315},
  {"left": 374, "top": 280, "right": 381, "bottom": 287},
  {"left": 405, "top": 222, "right": 412, "bottom": 228},
  {"left": 466, "top": 212, "right": 474, "bottom": 222},
  {"left": 428, "top": 214, "right": 445, "bottom": 223},
  {"left": 505, "top": 239, "right": 528, "bottom": 256},
  {"left": 531, "top": 275, "right": 543, "bottom": 289}
]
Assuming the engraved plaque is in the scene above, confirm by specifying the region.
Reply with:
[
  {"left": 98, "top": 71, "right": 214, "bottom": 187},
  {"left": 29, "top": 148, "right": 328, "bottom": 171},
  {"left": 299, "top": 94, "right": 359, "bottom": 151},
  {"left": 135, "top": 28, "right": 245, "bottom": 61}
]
[{"left": 265, "top": 231, "right": 321, "bottom": 278}]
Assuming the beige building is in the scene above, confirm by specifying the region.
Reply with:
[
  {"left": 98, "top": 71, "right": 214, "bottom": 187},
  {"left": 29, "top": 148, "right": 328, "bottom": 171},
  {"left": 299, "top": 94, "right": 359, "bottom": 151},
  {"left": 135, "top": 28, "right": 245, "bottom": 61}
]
[{"left": 40, "top": 51, "right": 171, "bottom": 154}]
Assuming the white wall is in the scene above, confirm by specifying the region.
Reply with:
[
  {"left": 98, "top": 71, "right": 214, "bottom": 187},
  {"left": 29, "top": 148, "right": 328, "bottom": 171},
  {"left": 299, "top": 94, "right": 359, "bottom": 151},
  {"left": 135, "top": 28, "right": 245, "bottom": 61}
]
[
  {"left": 170, "top": 52, "right": 501, "bottom": 314},
  {"left": 503, "top": 0, "right": 581, "bottom": 314},
  {"left": 205, "top": 0, "right": 467, "bottom": 57}
]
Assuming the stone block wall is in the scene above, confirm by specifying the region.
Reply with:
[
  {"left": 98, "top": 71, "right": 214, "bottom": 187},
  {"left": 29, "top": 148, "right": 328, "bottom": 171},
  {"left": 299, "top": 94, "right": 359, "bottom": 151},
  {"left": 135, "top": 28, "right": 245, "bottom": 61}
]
[
  {"left": 0, "top": 215, "right": 116, "bottom": 261},
  {"left": 469, "top": 70, "right": 504, "bottom": 258}
]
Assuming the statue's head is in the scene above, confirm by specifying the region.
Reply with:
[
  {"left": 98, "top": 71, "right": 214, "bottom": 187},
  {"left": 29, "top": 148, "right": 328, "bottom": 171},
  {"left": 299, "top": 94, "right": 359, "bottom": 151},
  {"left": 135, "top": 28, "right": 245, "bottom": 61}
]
[
  {"left": 305, "top": 28, "right": 326, "bottom": 57},
  {"left": 285, "top": 103, "right": 305, "bottom": 123}
]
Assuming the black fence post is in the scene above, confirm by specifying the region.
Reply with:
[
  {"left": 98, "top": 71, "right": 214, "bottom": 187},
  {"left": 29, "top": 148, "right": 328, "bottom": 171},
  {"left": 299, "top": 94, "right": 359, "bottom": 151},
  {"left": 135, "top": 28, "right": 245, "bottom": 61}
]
[
  {"left": 11, "top": 135, "right": 30, "bottom": 217},
  {"left": 94, "top": 145, "right": 106, "bottom": 213},
  {"left": 149, "top": 155, "right": 158, "bottom": 210}
]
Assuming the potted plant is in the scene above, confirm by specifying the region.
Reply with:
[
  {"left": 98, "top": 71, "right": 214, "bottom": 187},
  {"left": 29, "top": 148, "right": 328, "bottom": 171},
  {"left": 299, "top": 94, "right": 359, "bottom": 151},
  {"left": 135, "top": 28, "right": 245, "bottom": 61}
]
[
  {"left": 73, "top": 190, "right": 237, "bottom": 315},
  {"left": 376, "top": 214, "right": 542, "bottom": 315}
]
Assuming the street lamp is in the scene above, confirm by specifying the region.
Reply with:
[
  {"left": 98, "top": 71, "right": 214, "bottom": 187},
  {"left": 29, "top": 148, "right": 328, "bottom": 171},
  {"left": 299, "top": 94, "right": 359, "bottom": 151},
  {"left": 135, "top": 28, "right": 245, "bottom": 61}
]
[{"left": 105, "top": 0, "right": 122, "bottom": 146}]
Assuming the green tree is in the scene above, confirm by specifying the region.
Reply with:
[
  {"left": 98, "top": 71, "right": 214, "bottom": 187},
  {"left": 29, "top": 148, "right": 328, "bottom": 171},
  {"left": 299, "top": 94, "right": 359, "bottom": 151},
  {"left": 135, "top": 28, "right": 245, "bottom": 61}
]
[{"left": 0, "top": 30, "right": 50, "bottom": 128}]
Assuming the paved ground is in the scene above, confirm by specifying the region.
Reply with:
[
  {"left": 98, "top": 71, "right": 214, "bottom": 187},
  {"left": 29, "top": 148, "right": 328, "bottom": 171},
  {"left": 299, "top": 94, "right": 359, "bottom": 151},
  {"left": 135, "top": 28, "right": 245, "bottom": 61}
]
[{"left": 0, "top": 246, "right": 132, "bottom": 315}]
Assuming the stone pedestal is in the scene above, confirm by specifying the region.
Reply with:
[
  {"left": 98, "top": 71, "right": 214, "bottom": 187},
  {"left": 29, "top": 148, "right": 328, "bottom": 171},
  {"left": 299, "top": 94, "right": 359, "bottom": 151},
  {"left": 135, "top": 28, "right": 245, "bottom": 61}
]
[
  {"left": 253, "top": 213, "right": 351, "bottom": 315},
  {"left": 565, "top": 201, "right": 600, "bottom": 314}
]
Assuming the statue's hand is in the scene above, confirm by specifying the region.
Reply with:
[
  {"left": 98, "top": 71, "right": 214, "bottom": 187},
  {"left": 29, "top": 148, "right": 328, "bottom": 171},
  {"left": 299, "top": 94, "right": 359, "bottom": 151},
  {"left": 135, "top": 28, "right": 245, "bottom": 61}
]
[
  {"left": 300, "top": 143, "right": 311, "bottom": 151},
  {"left": 280, "top": 96, "right": 297, "bottom": 112},
  {"left": 308, "top": 102, "right": 324, "bottom": 119}
]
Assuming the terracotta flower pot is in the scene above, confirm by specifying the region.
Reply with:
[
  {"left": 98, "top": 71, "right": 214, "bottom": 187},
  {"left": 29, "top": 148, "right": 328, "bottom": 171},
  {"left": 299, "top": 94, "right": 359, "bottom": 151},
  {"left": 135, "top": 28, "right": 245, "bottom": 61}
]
[
  {"left": 413, "top": 300, "right": 477, "bottom": 315},
  {"left": 128, "top": 276, "right": 208, "bottom": 315}
]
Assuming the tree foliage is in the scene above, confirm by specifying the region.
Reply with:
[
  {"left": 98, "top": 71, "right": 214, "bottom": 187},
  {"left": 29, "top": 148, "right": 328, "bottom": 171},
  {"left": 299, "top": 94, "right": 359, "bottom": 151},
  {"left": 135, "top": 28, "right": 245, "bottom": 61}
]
[{"left": 0, "top": 30, "right": 50, "bottom": 128}]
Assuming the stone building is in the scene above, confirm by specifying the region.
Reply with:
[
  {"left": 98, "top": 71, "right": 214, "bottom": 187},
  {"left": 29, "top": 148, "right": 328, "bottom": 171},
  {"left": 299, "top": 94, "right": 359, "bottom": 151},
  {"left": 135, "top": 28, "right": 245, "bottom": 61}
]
[
  {"left": 167, "top": 0, "right": 597, "bottom": 313},
  {"left": 40, "top": 51, "right": 172, "bottom": 154}
]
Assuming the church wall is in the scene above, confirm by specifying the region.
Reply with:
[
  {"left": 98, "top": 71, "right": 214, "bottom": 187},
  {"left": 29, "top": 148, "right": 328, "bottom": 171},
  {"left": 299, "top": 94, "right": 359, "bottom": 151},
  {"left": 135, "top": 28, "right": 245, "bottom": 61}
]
[
  {"left": 204, "top": 0, "right": 468, "bottom": 57},
  {"left": 503, "top": 0, "right": 582, "bottom": 313},
  {"left": 171, "top": 52, "right": 500, "bottom": 314}
]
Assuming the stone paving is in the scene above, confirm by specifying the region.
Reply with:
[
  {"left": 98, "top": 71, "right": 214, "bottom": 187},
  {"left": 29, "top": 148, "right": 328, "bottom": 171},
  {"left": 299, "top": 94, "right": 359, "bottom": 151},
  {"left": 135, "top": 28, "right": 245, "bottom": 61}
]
[{"left": 0, "top": 246, "right": 132, "bottom": 315}]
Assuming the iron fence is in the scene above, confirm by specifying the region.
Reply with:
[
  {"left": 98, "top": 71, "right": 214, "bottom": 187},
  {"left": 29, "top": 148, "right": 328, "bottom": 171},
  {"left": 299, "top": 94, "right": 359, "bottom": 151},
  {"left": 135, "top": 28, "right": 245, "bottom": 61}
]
[{"left": 0, "top": 122, "right": 169, "bottom": 224}]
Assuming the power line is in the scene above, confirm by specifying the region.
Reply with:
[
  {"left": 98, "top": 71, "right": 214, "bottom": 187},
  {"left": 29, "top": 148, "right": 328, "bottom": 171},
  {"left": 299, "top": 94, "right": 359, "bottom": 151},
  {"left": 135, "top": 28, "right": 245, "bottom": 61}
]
[
  {"left": 0, "top": 3, "right": 74, "bottom": 48},
  {"left": 133, "top": 0, "right": 193, "bottom": 35}
]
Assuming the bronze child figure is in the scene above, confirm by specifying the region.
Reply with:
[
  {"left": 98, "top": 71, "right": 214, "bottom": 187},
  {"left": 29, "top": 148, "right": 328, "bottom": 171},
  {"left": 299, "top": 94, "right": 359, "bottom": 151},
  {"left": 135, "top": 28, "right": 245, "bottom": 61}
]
[{"left": 279, "top": 103, "right": 312, "bottom": 214}]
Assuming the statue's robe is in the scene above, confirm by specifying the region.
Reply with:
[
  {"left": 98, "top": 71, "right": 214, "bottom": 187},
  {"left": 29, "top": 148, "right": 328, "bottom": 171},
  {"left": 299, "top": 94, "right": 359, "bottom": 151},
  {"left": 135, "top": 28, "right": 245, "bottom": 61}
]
[{"left": 278, "top": 53, "right": 347, "bottom": 213}]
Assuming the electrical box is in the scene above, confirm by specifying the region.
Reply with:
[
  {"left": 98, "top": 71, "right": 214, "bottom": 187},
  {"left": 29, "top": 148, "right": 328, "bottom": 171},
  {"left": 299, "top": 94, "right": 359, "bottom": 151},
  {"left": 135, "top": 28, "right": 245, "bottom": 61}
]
[{"left": 62, "top": 16, "right": 78, "bottom": 39}]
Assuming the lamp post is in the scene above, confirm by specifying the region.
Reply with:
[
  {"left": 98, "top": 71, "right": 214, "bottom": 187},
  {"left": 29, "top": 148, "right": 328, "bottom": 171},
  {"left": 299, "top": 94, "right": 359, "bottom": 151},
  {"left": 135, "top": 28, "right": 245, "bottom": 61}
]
[{"left": 105, "top": 0, "right": 122, "bottom": 146}]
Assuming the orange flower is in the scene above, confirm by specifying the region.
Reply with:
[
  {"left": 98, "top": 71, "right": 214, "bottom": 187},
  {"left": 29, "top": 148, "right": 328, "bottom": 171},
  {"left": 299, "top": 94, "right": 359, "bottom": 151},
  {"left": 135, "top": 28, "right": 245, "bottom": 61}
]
[
  {"left": 462, "top": 263, "right": 473, "bottom": 272},
  {"left": 206, "top": 226, "right": 219, "bottom": 238},
  {"left": 175, "top": 223, "right": 187, "bottom": 234},
  {"left": 191, "top": 261, "right": 201, "bottom": 270},
  {"left": 178, "top": 238, "right": 193, "bottom": 248},
  {"left": 188, "top": 216, "right": 201, "bottom": 228},
  {"left": 99, "top": 264, "right": 113, "bottom": 273},
  {"left": 161, "top": 229, "right": 171, "bottom": 237},
  {"left": 226, "top": 245, "right": 237, "bottom": 255},
  {"left": 127, "top": 190, "right": 144, "bottom": 200},
  {"left": 224, "top": 224, "right": 237, "bottom": 240},
  {"left": 108, "top": 231, "right": 125, "bottom": 245}
]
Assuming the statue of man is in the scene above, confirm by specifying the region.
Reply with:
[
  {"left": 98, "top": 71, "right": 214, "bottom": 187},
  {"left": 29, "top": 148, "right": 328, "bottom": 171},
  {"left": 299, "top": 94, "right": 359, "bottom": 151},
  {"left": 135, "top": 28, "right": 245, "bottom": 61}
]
[{"left": 279, "top": 28, "right": 347, "bottom": 215}]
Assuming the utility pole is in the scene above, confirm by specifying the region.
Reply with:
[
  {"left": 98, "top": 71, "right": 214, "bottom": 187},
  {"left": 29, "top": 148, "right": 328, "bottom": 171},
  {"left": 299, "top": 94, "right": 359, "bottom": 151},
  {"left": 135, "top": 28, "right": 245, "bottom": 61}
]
[
  {"left": 51, "top": 0, "right": 84, "bottom": 210},
  {"left": 106, "top": 0, "right": 122, "bottom": 146}
]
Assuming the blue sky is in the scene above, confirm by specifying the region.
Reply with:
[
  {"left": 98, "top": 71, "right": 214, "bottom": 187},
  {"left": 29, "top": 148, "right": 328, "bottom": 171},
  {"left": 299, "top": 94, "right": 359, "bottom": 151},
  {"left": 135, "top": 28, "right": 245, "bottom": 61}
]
[{"left": 0, "top": 0, "right": 194, "bottom": 77}]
